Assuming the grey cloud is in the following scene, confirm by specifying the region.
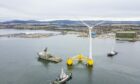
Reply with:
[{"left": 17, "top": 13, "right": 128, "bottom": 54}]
[{"left": 0, "top": 0, "right": 140, "bottom": 20}]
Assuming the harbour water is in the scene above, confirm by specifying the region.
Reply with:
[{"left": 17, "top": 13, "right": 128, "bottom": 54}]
[
  {"left": 0, "top": 29, "right": 140, "bottom": 84},
  {"left": 0, "top": 29, "right": 60, "bottom": 35}
]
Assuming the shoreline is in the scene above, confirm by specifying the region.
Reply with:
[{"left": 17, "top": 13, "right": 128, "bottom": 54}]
[
  {"left": 0, "top": 33, "right": 59, "bottom": 38},
  {"left": 0, "top": 29, "right": 140, "bottom": 41}
]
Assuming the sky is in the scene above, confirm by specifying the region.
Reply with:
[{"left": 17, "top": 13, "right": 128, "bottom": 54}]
[{"left": 0, "top": 0, "right": 140, "bottom": 21}]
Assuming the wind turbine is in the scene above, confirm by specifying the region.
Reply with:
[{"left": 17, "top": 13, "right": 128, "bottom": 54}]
[
  {"left": 66, "top": 21, "right": 104, "bottom": 67},
  {"left": 81, "top": 21, "right": 104, "bottom": 61}
]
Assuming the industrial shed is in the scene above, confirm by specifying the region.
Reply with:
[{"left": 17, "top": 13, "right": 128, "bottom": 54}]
[{"left": 116, "top": 31, "right": 137, "bottom": 40}]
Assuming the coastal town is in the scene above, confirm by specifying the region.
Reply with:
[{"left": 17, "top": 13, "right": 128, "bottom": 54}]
[{"left": 0, "top": 20, "right": 140, "bottom": 41}]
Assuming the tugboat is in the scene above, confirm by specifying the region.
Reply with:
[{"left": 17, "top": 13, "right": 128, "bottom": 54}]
[
  {"left": 51, "top": 68, "right": 72, "bottom": 84},
  {"left": 38, "top": 47, "right": 62, "bottom": 63},
  {"left": 107, "top": 51, "right": 118, "bottom": 57}
]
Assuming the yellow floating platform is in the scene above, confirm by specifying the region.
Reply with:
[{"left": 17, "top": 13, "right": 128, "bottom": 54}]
[{"left": 66, "top": 54, "right": 94, "bottom": 66}]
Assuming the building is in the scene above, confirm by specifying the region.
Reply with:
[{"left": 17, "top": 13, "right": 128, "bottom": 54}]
[{"left": 116, "top": 31, "right": 137, "bottom": 41}]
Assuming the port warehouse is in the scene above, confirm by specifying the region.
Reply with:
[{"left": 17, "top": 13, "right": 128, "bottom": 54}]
[{"left": 115, "top": 31, "right": 137, "bottom": 40}]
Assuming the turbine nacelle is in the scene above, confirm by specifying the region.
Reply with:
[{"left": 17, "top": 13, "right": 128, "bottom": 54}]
[{"left": 89, "top": 27, "right": 92, "bottom": 30}]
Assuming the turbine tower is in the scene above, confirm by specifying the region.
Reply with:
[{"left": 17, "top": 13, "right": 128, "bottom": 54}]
[{"left": 81, "top": 21, "right": 104, "bottom": 60}]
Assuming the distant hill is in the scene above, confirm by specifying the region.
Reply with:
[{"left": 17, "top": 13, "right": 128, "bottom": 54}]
[
  {"left": 102, "top": 21, "right": 140, "bottom": 25},
  {"left": 2, "top": 20, "right": 42, "bottom": 24},
  {"left": 48, "top": 20, "right": 80, "bottom": 24},
  {"left": 1, "top": 20, "right": 140, "bottom": 25}
]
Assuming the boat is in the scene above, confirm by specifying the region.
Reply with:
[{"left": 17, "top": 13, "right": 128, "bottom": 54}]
[
  {"left": 51, "top": 68, "right": 72, "bottom": 84},
  {"left": 37, "top": 48, "right": 62, "bottom": 63},
  {"left": 107, "top": 51, "right": 118, "bottom": 57}
]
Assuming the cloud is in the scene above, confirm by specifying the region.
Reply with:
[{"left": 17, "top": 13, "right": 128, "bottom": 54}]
[{"left": 0, "top": 0, "right": 140, "bottom": 20}]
